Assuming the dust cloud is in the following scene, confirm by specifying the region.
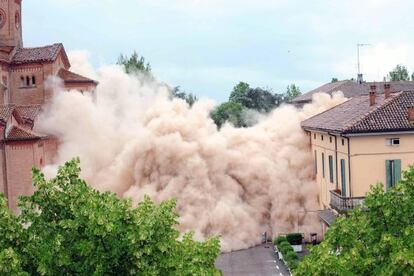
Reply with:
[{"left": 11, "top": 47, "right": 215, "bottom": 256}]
[{"left": 37, "top": 54, "right": 346, "bottom": 252}]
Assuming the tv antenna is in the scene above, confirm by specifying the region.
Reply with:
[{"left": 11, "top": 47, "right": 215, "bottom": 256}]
[{"left": 357, "top": 43, "right": 371, "bottom": 75}]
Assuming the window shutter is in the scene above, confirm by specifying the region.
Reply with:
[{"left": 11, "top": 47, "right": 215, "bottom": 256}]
[
  {"left": 385, "top": 160, "right": 391, "bottom": 190},
  {"left": 394, "top": 159, "right": 402, "bottom": 184}
]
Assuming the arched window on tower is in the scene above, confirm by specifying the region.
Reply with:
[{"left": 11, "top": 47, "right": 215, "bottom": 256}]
[
  {"left": 26, "top": 76, "right": 30, "bottom": 86},
  {"left": 32, "top": 76, "right": 36, "bottom": 86},
  {"left": 20, "top": 76, "right": 25, "bottom": 87}
]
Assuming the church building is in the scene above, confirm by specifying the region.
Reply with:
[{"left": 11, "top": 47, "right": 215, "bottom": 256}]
[{"left": 0, "top": 0, "right": 97, "bottom": 210}]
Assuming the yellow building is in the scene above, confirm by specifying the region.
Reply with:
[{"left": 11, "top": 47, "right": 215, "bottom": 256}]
[{"left": 301, "top": 84, "right": 414, "bottom": 233}]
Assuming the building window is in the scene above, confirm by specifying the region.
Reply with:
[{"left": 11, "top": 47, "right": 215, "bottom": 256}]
[
  {"left": 314, "top": 150, "right": 317, "bottom": 175},
  {"left": 340, "top": 159, "right": 346, "bottom": 196},
  {"left": 20, "top": 76, "right": 25, "bottom": 87},
  {"left": 330, "top": 136, "right": 332, "bottom": 143},
  {"left": 26, "top": 76, "right": 30, "bottom": 86},
  {"left": 314, "top": 133, "right": 316, "bottom": 140},
  {"left": 32, "top": 76, "right": 36, "bottom": 86},
  {"left": 329, "top": 155, "right": 334, "bottom": 183},
  {"left": 386, "top": 160, "right": 401, "bottom": 190},
  {"left": 322, "top": 153, "right": 325, "bottom": 178},
  {"left": 342, "top": 139, "right": 345, "bottom": 146},
  {"left": 386, "top": 138, "right": 400, "bottom": 146},
  {"left": 321, "top": 135, "right": 324, "bottom": 141}
]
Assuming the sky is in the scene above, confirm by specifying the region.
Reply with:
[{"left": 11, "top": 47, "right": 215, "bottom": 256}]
[{"left": 24, "top": 0, "right": 414, "bottom": 102}]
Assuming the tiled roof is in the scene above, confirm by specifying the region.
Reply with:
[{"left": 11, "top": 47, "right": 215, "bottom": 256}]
[
  {"left": 11, "top": 43, "right": 70, "bottom": 67},
  {"left": 13, "top": 105, "right": 41, "bottom": 124},
  {"left": 292, "top": 80, "right": 414, "bottom": 103},
  {"left": 57, "top": 69, "right": 97, "bottom": 84},
  {"left": 302, "top": 91, "right": 414, "bottom": 134},
  {"left": 6, "top": 125, "right": 44, "bottom": 141},
  {"left": 0, "top": 105, "right": 14, "bottom": 124}
]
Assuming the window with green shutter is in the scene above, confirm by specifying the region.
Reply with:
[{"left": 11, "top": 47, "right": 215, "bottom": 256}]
[
  {"left": 340, "top": 159, "right": 346, "bottom": 197},
  {"left": 329, "top": 155, "right": 334, "bottom": 183},
  {"left": 386, "top": 159, "right": 401, "bottom": 190},
  {"left": 322, "top": 153, "right": 325, "bottom": 178}
]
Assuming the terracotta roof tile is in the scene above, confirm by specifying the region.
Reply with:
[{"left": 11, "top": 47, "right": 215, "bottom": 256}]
[
  {"left": 11, "top": 43, "right": 70, "bottom": 67},
  {"left": 0, "top": 105, "right": 14, "bottom": 124},
  {"left": 6, "top": 125, "right": 44, "bottom": 141},
  {"left": 292, "top": 81, "right": 414, "bottom": 103},
  {"left": 13, "top": 105, "right": 41, "bottom": 124},
  {"left": 57, "top": 68, "right": 97, "bottom": 84},
  {"left": 302, "top": 91, "right": 414, "bottom": 134}
]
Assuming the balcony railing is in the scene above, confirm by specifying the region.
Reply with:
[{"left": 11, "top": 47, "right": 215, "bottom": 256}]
[{"left": 329, "top": 190, "right": 365, "bottom": 212}]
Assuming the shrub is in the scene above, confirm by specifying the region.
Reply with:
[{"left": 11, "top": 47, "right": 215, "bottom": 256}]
[
  {"left": 286, "top": 251, "right": 299, "bottom": 260},
  {"left": 286, "top": 233, "right": 303, "bottom": 245},
  {"left": 279, "top": 241, "right": 293, "bottom": 252},
  {"left": 274, "top": 236, "right": 288, "bottom": 246}
]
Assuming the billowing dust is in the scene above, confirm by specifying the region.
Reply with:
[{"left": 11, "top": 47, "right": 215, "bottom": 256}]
[{"left": 37, "top": 53, "right": 345, "bottom": 252}]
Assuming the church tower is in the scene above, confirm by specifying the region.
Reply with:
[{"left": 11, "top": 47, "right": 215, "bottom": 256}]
[{"left": 0, "top": 0, "right": 22, "bottom": 48}]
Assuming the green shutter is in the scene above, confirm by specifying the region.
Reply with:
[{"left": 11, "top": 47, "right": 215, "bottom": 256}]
[
  {"left": 386, "top": 160, "right": 391, "bottom": 190},
  {"left": 322, "top": 153, "right": 325, "bottom": 178},
  {"left": 341, "top": 159, "right": 346, "bottom": 196},
  {"left": 329, "top": 155, "right": 334, "bottom": 183},
  {"left": 394, "top": 159, "right": 401, "bottom": 184}
]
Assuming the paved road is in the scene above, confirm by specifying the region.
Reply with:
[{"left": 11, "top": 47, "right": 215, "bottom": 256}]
[{"left": 216, "top": 244, "right": 290, "bottom": 276}]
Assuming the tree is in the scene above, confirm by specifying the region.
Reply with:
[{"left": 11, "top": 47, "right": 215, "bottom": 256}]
[
  {"left": 210, "top": 102, "right": 246, "bottom": 128},
  {"left": 331, "top": 78, "right": 338, "bottom": 83},
  {"left": 411, "top": 72, "right": 414, "bottom": 81},
  {"left": 229, "top": 82, "right": 250, "bottom": 104},
  {"left": 388, "top": 64, "right": 410, "bottom": 81},
  {"left": 296, "top": 166, "right": 414, "bottom": 275},
  {"left": 117, "top": 51, "right": 152, "bottom": 75},
  {"left": 0, "top": 159, "right": 221, "bottom": 275},
  {"left": 285, "top": 84, "right": 301, "bottom": 101},
  {"left": 171, "top": 86, "right": 198, "bottom": 107}
]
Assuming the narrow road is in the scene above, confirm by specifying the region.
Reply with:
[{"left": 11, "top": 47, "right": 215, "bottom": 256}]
[{"left": 215, "top": 244, "right": 290, "bottom": 276}]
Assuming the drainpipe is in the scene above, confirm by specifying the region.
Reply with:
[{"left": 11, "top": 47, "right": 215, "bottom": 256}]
[{"left": 1, "top": 125, "right": 8, "bottom": 208}]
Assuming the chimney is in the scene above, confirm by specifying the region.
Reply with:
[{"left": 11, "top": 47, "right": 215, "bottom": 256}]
[
  {"left": 369, "top": 85, "right": 376, "bottom": 106},
  {"left": 384, "top": 83, "right": 391, "bottom": 99},
  {"left": 408, "top": 107, "right": 414, "bottom": 123}
]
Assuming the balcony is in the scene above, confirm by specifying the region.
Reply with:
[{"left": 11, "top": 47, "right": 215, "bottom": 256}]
[{"left": 329, "top": 190, "right": 365, "bottom": 213}]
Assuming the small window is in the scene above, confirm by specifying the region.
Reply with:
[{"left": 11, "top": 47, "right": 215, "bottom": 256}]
[
  {"left": 314, "top": 133, "right": 316, "bottom": 140},
  {"left": 329, "top": 137, "right": 332, "bottom": 143},
  {"left": 20, "top": 76, "right": 25, "bottom": 87},
  {"left": 321, "top": 135, "right": 324, "bottom": 141},
  {"left": 26, "top": 76, "right": 30, "bottom": 86},
  {"left": 32, "top": 76, "right": 36, "bottom": 86},
  {"left": 342, "top": 139, "right": 345, "bottom": 146},
  {"left": 386, "top": 138, "right": 400, "bottom": 146}
]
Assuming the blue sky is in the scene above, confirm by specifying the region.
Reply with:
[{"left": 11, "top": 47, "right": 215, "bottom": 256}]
[{"left": 24, "top": 0, "right": 414, "bottom": 102}]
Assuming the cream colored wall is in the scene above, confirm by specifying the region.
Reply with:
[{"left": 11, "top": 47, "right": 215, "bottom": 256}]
[
  {"left": 309, "top": 131, "right": 347, "bottom": 208},
  {"left": 349, "top": 134, "right": 414, "bottom": 197}
]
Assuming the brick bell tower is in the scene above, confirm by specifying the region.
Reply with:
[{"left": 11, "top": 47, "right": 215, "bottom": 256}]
[{"left": 0, "top": 0, "right": 22, "bottom": 48}]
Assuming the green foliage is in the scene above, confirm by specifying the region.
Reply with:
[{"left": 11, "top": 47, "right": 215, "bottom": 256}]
[
  {"left": 211, "top": 81, "right": 289, "bottom": 128},
  {"left": 331, "top": 78, "right": 339, "bottom": 83},
  {"left": 285, "top": 84, "right": 301, "bottom": 101},
  {"left": 388, "top": 64, "right": 410, "bottom": 81},
  {"left": 286, "top": 233, "right": 303, "bottom": 245},
  {"left": 276, "top": 235, "right": 299, "bottom": 272},
  {"left": 0, "top": 159, "right": 221, "bottom": 275},
  {"left": 117, "top": 51, "right": 152, "bottom": 75},
  {"left": 296, "top": 166, "right": 414, "bottom": 275},
  {"left": 274, "top": 236, "right": 288, "bottom": 246},
  {"left": 171, "top": 86, "right": 198, "bottom": 107},
  {"left": 210, "top": 101, "right": 245, "bottom": 128}
]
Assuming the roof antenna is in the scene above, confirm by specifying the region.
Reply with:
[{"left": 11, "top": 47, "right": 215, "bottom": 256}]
[{"left": 357, "top": 43, "right": 371, "bottom": 84}]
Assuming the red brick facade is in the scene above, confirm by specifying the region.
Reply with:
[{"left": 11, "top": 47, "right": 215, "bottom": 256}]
[{"left": 0, "top": 0, "right": 97, "bottom": 210}]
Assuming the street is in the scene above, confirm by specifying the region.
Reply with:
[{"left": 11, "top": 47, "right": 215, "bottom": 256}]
[{"left": 216, "top": 244, "right": 290, "bottom": 276}]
